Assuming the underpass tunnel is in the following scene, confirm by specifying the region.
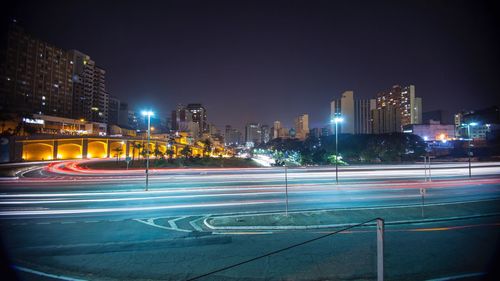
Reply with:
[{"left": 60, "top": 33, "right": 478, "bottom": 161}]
[
  {"left": 57, "top": 142, "right": 82, "bottom": 159},
  {"left": 22, "top": 142, "right": 53, "bottom": 161},
  {"left": 88, "top": 140, "right": 107, "bottom": 159}
]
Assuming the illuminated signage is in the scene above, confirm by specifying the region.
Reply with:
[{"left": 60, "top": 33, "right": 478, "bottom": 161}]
[{"left": 22, "top": 118, "right": 44, "bottom": 125}]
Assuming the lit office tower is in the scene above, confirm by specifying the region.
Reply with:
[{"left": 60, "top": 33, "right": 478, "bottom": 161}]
[
  {"left": 0, "top": 22, "right": 74, "bottom": 117},
  {"left": 245, "top": 123, "right": 261, "bottom": 147},
  {"left": 375, "top": 85, "right": 422, "bottom": 128},
  {"left": 70, "top": 50, "right": 109, "bottom": 123},
  {"left": 294, "top": 114, "right": 309, "bottom": 140},
  {"left": 331, "top": 91, "right": 374, "bottom": 134},
  {"left": 186, "top": 103, "right": 207, "bottom": 136}
]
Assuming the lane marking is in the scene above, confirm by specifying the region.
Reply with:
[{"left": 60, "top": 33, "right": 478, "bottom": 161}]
[
  {"left": 13, "top": 265, "right": 86, "bottom": 281},
  {"left": 134, "top": 218, "right": 191, "bottom": 233},
  {"left": 168, "top": 216, "right": 188, "bottom": 230},
  {"left": 0, "top": 200, "right": 281, "bottom": 216},
  {"left": 189, "top": 217, "right": 205, "bottom": 232}
]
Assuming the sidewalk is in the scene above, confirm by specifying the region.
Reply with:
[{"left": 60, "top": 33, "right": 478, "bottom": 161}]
[{"left": 205, "top": 199, "right": 500, "bottom": 230}]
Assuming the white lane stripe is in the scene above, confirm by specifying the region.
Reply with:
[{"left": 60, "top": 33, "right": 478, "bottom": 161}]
[
  {"left": 0, "top": 190, "right": 288, "bottom": 205},
  {"left": 13, "top": 265, "right": 86, "bottom": 281},
  {"left": 0, "top": 200, "right": 281, "bottom": 216},
  {"left": 426, "top": 272, "right": 485, "bottom": 281},
  {"left": 2, "top": 177, "right": 497, "bottom": 198}
]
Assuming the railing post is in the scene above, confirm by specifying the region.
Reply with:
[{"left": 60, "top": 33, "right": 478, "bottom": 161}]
[{"left": 377, "top": 218, "right": 384, "bottom": 281}]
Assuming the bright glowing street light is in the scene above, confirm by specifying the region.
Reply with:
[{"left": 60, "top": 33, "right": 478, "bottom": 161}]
[
  {"left": 331, "top": 113, "right": 344, "bottom": 184},
  {"left": 141, "top": 110, "right": 155, "bottom": 191}
]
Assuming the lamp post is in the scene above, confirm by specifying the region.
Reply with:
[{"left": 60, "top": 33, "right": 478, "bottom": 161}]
[
  {"left": 465, "top": 122, "right": 478, "bottom": 178},
  {"left": 332, "top": 114, "right": 344, "bottom": 184},
  {"left": 142, "top": 110, "right": 154, "bottom": 191}
]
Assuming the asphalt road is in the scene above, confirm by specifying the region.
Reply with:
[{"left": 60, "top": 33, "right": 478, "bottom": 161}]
[{"left": 0, "top": 161, "right": 499, "bottom": 280}]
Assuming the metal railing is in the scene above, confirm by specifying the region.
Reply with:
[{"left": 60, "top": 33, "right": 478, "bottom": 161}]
[{"left": 187, "top": 218, "right": 385, "bottom": 281}]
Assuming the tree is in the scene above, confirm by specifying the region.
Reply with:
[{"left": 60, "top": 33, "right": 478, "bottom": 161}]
[
  {"left": 202, "top": 139, "right": 213, "bottom": 157},
  {"left": 166, "top": 148, "right": 175, "bottom": 161},
  {"left": 113, "top": 147, "right": 123, "bottom": 163},
  {"left": 131, "top": 142, "right": 142, "bottom": 162},
  {"left": 180, "top": 145, "right": 192, "bottom": 158}
]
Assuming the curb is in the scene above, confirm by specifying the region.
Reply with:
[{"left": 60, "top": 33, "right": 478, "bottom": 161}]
[{"left": 204, "top": 213, "right": 500, "bottom": 231}]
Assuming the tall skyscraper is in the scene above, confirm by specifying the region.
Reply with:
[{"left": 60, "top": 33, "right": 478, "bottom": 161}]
[
  {"left": 0, "top": 22, "right": 74, "bottom": 117},
  {"left": 294, "top": 114, "right": 309, "bottom": 140},
  {"left": 331, "top": 91, "right": 374, "bottom": 134},
  {"left": 375, "top": 85, "right": 422, "bottom": 128},
  {"left": 69, "top": 50, "right": 108, "bottom": 123},
  {"left": 245, "top": 123, "right": 261, "bottom": 147}
]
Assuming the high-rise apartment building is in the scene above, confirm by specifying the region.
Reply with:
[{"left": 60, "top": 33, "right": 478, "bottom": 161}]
[
  {"left": 375, "top": 85, "right": 422, "bottom": 128},
  {"left": 0, "top": 22, "right": 74, "bottom": 117},
  {"left": 294, "top": 114, "right": 309, "bottom": 140},
  {"left": 331, "top": 91, "right": 374, "bottom": 134},
  {"left": 69, "top": 50, "right": 108, "bottom": 123}
]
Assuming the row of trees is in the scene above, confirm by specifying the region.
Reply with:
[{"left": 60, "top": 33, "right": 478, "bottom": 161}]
[
  {"left": 115, "top": 138, "right": 218, "bottom": 163},
  {"left": 256, "top": 133, "right": 427, "bottom": 165}
]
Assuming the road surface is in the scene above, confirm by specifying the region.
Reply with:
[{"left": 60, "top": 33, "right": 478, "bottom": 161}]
[{"left": 0, "top": 160, "right": 499, "bottom": 280}]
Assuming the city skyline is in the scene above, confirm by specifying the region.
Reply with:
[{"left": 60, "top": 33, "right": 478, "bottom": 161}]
[{"left": 2, "top": 0, "right": 499, "bottom": 130}]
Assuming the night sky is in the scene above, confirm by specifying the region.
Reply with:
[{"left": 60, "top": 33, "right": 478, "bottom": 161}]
[{"left": 3, "top": 0, "right": 500, "bottom": 130}]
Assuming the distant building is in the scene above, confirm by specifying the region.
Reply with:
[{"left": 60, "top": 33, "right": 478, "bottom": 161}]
[
  {"left": 186, "top": 103, "right": 207, "bottom": 136},
  {"left": 108, "top": 96, "right": 120, "bottom": 125},
  {"left": 331, "top": 91, "right": 374, "bottom": 134},
  {"left": 69, "top": 50, "right": 108, "bottom": 124},
  {"left": 260, "top": 124, "right": 270, "bottom": 143},
  {"left": 375, "top": 84, "right": 422, "bottom": 129},
  {"left": 0, "top": 22, "right": 74, "bottom": 117},
  {"left": 403, "top": 120, "right": 455, "bottom": 141},
  {"left": 272, "top": 121, "right": 283, "bottom": 139},
  {"left": 423, "top": 110, "right": 447, "bottom": 125},
  {"left": 294, "top": 114, "right": 309, "bottom": 140},
  {"left": 224, "top": 125, "right": 242, "bottom": 146},
  {"left": 245, "top": 123, "right": 261, "bottom": 147},
  {"left": 455, "top": 106, "right": 500, "bottom": 139},
  {"left": 372, "top": 105, "right": 401, "bottom": 134}
]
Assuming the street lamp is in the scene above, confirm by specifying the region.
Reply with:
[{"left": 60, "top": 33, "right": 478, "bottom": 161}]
[
  {"left": 463, "top": 122, "right": 478, "bottom": 178},
  {"left": 332, "top": 114, "right": 344, "bottom": 184},
  {"left": 142, "top": 110, "right": 154, "bottom": 191}
]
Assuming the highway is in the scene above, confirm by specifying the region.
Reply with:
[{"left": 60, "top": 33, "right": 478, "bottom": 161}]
[{"left": 0, "top": 160, "right": 499, "bottom": 280}]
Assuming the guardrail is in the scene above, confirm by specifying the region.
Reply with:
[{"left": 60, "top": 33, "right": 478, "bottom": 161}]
[{"left": 187, "top": 218, "right": 385, "bottom": 281}]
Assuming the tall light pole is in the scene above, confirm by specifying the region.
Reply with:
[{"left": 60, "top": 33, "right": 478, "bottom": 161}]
[
  {"left": 142, "top": 110, "right": 154, "bottom": 191},
  {"left": 465, "top": 122, "right": 478, "bottom": 178},
  {"left": 332, "top": 114, "right": 344, "bottom": 184}
]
